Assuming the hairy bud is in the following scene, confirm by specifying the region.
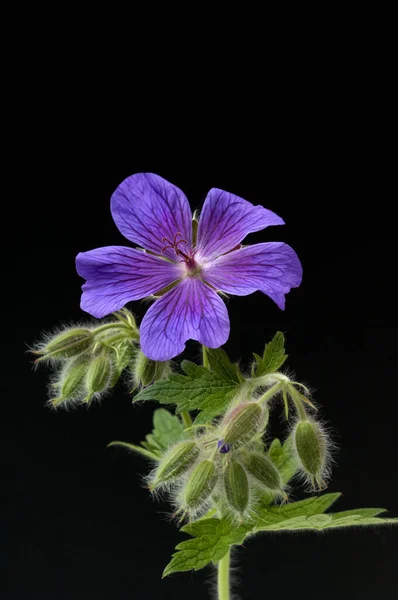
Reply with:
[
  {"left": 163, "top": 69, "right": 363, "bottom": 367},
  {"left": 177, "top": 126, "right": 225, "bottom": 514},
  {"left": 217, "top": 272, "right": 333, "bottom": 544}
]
[
  {"left": 183, "top": 460, "right": 218, "bottom": 511},
  {"left": 221, "top": 402, "right": 263, "bottom": 446},
  {"left": 293, "top": 419, "right": 328, "bottom": 488},
  {"left": 132, "top": 350, "right": 171, "bottom": 388},
  {"left": 37, "top": 328, "right": 93, "bottom": 361},
  {"left": 243, "top": 451, "right": 282, "bottom": 492},
  {"left": 224, "top": 461, "right": 249, "bottom": 515},
  {"left": 151, "top": 441, "right": 200, "bottom": 489},
  {"left": 85, "top": 354, "right": 113, "bottom": 401},
  {"left": 50, "top": 356, "right": 91, "bottom": 407}
]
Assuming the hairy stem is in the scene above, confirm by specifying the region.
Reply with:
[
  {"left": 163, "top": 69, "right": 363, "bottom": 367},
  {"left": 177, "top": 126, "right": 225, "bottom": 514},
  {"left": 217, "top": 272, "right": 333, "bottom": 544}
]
[
  {"left": 218, "top": 549, "right": 231, "bottom": 600},
  {"left": 202, "top": 345, "right": 210, "bottom": 368},
  {"left": 180, "top": 411, "right": 193, "bottom": 429}
]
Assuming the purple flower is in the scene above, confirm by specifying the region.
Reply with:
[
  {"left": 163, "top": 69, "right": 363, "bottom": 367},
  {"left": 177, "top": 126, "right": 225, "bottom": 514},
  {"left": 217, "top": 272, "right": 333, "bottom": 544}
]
[{"left": 76, "top": 173, "right": 302, "bottom": 361}]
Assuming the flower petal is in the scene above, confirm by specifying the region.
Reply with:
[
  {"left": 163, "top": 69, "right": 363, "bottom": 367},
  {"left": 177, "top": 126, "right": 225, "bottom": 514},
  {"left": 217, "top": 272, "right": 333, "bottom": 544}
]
[
  {"left": 202, "top": 242, "right": 302, "bottom": 310},
  {"left": 196, "top": 189, "right": 284, "bottom": 260},
  {"left": 111, "top": 173, "right": 192, "bottom": 259},
  {"left": 76, "top": 246, "right": 183, "bottom": 318},
  {"left": 140, "top": 278, "right": 230, "bottom": 361}
]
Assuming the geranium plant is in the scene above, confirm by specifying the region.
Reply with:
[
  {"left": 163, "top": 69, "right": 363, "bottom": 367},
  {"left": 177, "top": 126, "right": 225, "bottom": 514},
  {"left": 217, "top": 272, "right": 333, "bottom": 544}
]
[{"left": 33, "top": 174, "right": 396, "bottom": 600}]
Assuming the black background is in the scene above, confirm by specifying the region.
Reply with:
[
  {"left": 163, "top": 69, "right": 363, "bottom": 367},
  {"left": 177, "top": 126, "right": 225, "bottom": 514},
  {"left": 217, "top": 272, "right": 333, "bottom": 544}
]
[{"left": 6, "top": 149, "right": 397, "bottom": 599}]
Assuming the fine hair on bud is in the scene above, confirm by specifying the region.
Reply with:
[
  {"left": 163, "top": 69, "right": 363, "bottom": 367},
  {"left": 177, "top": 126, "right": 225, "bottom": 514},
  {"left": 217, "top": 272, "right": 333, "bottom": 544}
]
[
  {"left": 48, "top": 355, "right": 92, "bottom": 409},
  {"left": 131, "top": 350, "right": 172, "bottom": 389},
  {"left": 148, "top": 441, "right": 201, "bottom": 491},
  {"left": 33, "top": 326, "right": 94, "bottom": 363},
  {"left": 221, "top": 402, "right": 264, "bottom": 447},
  {"left": 179, "top": 459, "right": 218, "bottom": 517},
  {"left": 223, "top": 460, "right": 250, "bottom": 517},
  {"left": 242, "top": 451, "right": 284, "bottom": 494},
  {"left": 84, "top": 353, "right": 114, "bottom": 404},
  {"left": 292, "top": 417, "right": 332, "bottom": 490}
]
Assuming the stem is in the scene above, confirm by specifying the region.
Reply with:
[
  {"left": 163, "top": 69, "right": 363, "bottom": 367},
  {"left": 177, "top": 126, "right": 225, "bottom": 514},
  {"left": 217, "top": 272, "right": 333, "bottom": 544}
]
[
  {"left": 218, "top": 549, "right": 231, "bottom": 600},
  {"left": 202, "top": 345, "right": 210, "bottom": 368},
  {"left": 180, "top": 411, "right": 193, "bottom": 429},
  {"left": 257, "top": 381, "right": 285, "bottom": 405},
  {"left": 93, "top": 323, "right": 133, "bottom": 334}
]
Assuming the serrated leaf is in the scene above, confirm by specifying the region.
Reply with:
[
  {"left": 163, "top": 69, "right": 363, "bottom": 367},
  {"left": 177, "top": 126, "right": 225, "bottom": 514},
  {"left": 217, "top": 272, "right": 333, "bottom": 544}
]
[
  {"left": 205, "top": 348, "right": 244, "bottom": 384},
  {"left": 254, "top": 513, "right": 398, "bottom": 532},
  {"left": 163, "top": 518, "right": 248, "bottom": 577},
  {"left": 255, "top": 493, "right": 341, "bottom": 525},
  {"left": 253, "top": 332, "right": 287, "bottom": 377},
  {"left": 142, "top": 408, "right": 185, "bottom": 457},
  {"left": 134, "top": 361, "right": 240, "bottom": 423},
  {"left": 252, "top": 494, "right": 397, "bottom": 532}
]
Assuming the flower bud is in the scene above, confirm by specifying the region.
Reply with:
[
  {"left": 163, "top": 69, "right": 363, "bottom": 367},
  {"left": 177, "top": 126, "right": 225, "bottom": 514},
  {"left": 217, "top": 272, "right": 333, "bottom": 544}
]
[
  {"left": 183, "top": 460, "right": 218, "bottom": 510},
  {"left": 110, "top": 340, "right": 135, "bottom": 387},
  {"left": 37, "top": 328, "right": 93, "bottom": 361},
  {"left": 151, "top": 441, "right": 200, "bottom": 489},
  {"left": 222, "top": 402, "right": 263, "bottom": 446},
  {"left": 132, "top": 350, "right": 171, "bottom": 388},
  {"left": 85, "top": 354, "right": 113, "bottom": 400},
  {"left": 293, "top": 419, "right": 328, "bottom": 488},
  {"left": 243, "top": 451, "right": 282, "bottom": 492},
  {"left": 224, "top": 461, "right": 249, "bottom": 515},
  {"left": 50, "top": 356, "right": 91, "bottom": 407}
]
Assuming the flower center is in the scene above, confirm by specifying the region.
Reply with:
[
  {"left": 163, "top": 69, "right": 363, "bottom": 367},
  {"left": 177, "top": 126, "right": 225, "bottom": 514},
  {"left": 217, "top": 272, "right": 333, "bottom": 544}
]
[{"left": 161, "top": 232, "right": 199, "bottom": 274}]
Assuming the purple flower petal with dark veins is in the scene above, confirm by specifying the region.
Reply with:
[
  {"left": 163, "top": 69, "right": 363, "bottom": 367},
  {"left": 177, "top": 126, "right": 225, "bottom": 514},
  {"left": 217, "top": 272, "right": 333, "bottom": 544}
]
[
  {"left": 140, "top": 278, "right": 230, "bottom": 361},
  {"left": 76, "top": 173, "right": 303, "bottom": 360},
  {"left": 76, "top": 246, "right": 183, "bottom": 318},
  {"left": 196, "top": 188, "right": 284, "bottom": 261},
  {"left": 111, "top": 173, "right": 192, "bottom": 260},
  {"left": 202, "top": 242, "right": 302, "bottom": 310}
]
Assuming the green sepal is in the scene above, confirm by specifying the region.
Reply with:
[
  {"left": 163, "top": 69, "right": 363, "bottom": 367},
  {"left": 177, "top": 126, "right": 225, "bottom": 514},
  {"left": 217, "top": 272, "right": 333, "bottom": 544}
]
[
  {"left": 134, "top": 361, "right": 240, "bottom": 423},
  {"left": 252, "top": 332, "right": 287, "bottom": 377}
]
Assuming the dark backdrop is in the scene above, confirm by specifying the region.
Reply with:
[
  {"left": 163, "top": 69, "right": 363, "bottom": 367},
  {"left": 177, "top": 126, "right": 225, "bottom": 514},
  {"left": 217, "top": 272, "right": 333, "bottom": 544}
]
[{"left": 6, "top": 157, "right": 397, "bottom": 599}]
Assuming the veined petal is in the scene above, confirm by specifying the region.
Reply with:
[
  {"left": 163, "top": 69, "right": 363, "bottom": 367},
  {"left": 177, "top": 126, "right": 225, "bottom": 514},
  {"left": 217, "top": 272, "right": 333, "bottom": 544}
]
[
  {"left": 140, "top": 278, "right": 230, "bottom": 361},
  {"left": 111, "top": 173, "right": 192, "bottom": 259},
  {"left": 76, "top": 246, "right": 183, "bottom": 318},
  {"left": 202, "top": 242, "right": 302, "bottom": 310},
  {"left": 196, "top": 188, "right": 284, "bottom": 260}
]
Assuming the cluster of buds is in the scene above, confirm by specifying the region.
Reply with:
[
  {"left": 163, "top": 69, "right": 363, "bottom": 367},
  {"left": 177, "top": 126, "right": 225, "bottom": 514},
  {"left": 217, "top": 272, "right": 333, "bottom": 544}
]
[
  {"left": 148, "top": 374, "right": 333, "bottom": 519},
  {"left": 148, "top": 395, "right": 286, "bottom": 521},
  {"left": 33, "top": 309, "right": 169, "bottom": 408}
]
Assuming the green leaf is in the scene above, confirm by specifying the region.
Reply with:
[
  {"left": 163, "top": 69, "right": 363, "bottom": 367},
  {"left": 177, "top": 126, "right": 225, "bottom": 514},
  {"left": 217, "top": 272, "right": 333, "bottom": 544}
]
[
  {"left": 255, "top": 493, "right": 341, "bottom": 526},
  {"left": 253, "top": 332, "right": 287, "bottom": 377},
  {"left": 205, "top": 348, "right": 244, "bottom": 384},
  {"left": 109, "top": 409, "right": 184, "bottom": 461},
  {"left": 254, "top": 513, "right": 398, "bottom": 532},
  {"left": 142, "top": 408, "right": 185, "bottom": 457},
  {"left": 134, "top": 361, "right": 240, "bottom": 423},
  {"left": 268, "top": 436, "right": 298, "bottom": 485},
  {"left": 163, "top": 496, "right": 397, "bottom": 576},
  {"left": 253, "top": 494, "right": 397, "bottom": 532},
  {"left": 163, "top": 518, "right": 248, "bottom": 577}
]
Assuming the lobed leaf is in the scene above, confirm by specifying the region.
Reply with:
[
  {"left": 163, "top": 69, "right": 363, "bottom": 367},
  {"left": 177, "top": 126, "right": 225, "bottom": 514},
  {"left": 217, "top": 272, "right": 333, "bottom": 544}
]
[
  {"left": 253, "top": 331, "right": 287, "bottom": 377},
  {"left": 134, "top": 361, "right": 240, "bottom": 423},
  {"left": 205, "top": 347, "right": 244, "bottom": 384},
  {"left": 163, "top": 518, "right": 248, "bottom": 577}
]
